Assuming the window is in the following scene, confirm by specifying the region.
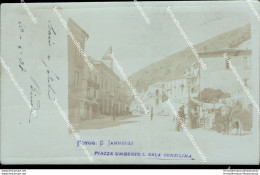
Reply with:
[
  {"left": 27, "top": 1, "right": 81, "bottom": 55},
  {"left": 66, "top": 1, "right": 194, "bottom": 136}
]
[
  {"left": 156, "top": 89, "right": 159, "bottom": 97},
  {"left": 181, "top": 84, "right": 184, "bottom": 93},
  {"left": 243, "top": 57, "right": 251, "bottom": 69},
  {"left": 107, "top": 79, "right": 110, "bottom": 91},
  {"left": 89, "top": 71, "right": 91, "bottom": 81},
  {"left": 112, "top": 81, "right": 114, "bottom": 93},
  {"left": 74, "top": 71, "right": 79, "bottom": 91},
  {"left": 191, "top": 88, "right": 194, "bottom": 94},
  {"left": 95, "top": 75, "right": 97, "bottom": 84},
  {"left": 74, "top": 45, "right": 78, "bottom": 64},
  {"left": 101, "top": 73, "right": 103, "bottom": 88},
  {"left": 75, "top": 41, "right": 81, "bottom": 64},
  {"left": 114, "top": 83, "right": 116, "bottom": 94},
  {"left": 100, "top": 104, "right": 102, "bottom": 114},
  {"left": 191, "top": 77, "right": 197, "bottom": 84},
  {"left": 87, "top": 88, "right": 90, "bottom": 97},
  {"left": 94, "top": 90, "right": 96, "bottom": 98},
  {"left": 110, "top": 78, "right": 112, "bottom": 91},
  {"left": 82, "top": 79, "right": 86, "bottom": 91}
]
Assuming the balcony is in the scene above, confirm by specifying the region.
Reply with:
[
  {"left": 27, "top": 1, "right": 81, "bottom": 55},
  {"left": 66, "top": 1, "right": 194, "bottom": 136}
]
[
  {"left": 87, "top": 79, "right": 99, "bottom": 90},
  {"left": 87, "top": 79, "right": 95, "bottom": 87},
  {"left": 86, "top": 96, "right": 93, "bottom": 101},
  {"left": 106, "top": 91, "right": 115, "bottom": 97},
  {"left": 94, "top": 83, "right": 100, "bottom": 90}
]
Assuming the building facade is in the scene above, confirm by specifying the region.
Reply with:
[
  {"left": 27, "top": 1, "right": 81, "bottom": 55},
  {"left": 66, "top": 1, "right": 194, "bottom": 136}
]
[
  {"left": 68, "top": 18, "right": 97, "bottom": 124},
  {"left": 140, "top": 39, "right": 251, "bottom": 117},
  {"left": 199, "top": 39, "right": 251, "bottom": 108},
  {"left": 68, "top": 19, "right": 129, "bottom": 125}
]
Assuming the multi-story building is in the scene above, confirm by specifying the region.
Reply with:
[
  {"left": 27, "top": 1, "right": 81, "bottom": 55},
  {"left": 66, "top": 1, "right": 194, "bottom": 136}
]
[
  {"left": 165, "top": 39, "right": 251, "bottom": 111},
  {"left": 94, "top": 57, "right": 120, "bottom": 116},
  {"left": 93, "top": 47, "right": 129, "bottom": 117},
  {"left": 140, "top": 81, "right": 169, "bottom": 116},
  {"left": 199, "top": 39, "right": 251, "bottom": 108},
  {"left": 68, "top": 18, "right": 98, "bottom": 124},
  {"left": 68, "top": 19, "right": 129, "bottom": 125},
  {"left": 118, "top": 83, "right": 130, "bottom": 116}
]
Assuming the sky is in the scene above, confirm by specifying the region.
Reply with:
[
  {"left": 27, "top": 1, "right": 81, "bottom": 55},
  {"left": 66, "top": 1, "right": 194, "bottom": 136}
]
[{"left": 60, "top": 2, "right": 252, "bottom": 77}]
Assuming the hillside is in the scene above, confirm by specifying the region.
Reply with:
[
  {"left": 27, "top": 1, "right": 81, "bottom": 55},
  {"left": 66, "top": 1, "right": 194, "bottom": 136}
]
[{"left": 128, "top": 24, "right": 251, "bottom": 91}]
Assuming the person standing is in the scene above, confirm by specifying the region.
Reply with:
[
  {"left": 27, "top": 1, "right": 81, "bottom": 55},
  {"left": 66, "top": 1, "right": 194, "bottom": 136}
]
[
  {"left": 176, "top": 105, "right": 185, "bottom": 131},
  {"left": 204, "top": 110, "right": 208, "bottom": 129},
  {"left": 191, "top": 111, "right": 199, "bottom": 129},
  {"left": 215, "top": 109, "right": 221, "bottom": 133},
  {"left": 150, "top": 107, "right": 153, "bottom": 121},
  {"left": 176, "top": 107, "right": 181, "bottom": 131},
  {"left": 224, "top": 112, "right": 231, "bottom": 135},
  {"left": 201, "top": 109, "right": 206, "bottom": 129},
  {"left": 208, "top": 110, "right": 215, "bottom": 129},
  {"left": 112, "top": 105, "right": 116, "bottom": 122}
]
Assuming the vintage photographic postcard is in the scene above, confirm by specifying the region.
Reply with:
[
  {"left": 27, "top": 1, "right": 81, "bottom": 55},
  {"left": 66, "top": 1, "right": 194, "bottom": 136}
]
[{"left": 0, "top": 1, "right": 260, "bottom": 164}]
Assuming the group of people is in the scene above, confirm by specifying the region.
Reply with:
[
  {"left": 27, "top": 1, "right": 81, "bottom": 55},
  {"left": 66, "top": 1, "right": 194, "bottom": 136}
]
[
  {"left": 173, "top": 105, "right": 231, "bottom": 134},
  {"left": 173, "top": 103, "right": 251, "bottom": 136},
  {"left": 214, "top": 107, "right": 232, "bottom": 135},
  {"left": 175, "top": 105, "right": 185, "bottom": 131},
  {"left": 148, "top": 101, "right": 252, "bottom": 135},
  {"left": 192, "top": 107, "right": 231, "bottom": 135},
  {"left": 201, "top": 109, "right": 216, "bottom": 130}
]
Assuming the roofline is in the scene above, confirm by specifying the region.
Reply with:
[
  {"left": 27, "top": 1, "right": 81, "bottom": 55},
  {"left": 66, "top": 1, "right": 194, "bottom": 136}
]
[
  {"left": 68, "top": 18, "right": 89, "bottom": 39},
  {"left": 199, "top": 49, "right": 251, "bottom": 58},
  {"left": 94, "top": 61, "right": 120, "bottom": 81}
]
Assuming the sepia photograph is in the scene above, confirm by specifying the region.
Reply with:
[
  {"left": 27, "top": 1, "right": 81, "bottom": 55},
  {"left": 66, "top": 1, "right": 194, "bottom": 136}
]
[{"left": 0, "top": 1, "right": 259, "bottom": 168}]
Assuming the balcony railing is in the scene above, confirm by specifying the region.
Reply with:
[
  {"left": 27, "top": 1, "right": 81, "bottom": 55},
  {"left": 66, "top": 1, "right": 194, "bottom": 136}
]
[
  {"left": 87, "top": 79, "right": 99, "bottom": 90},
  {"left": 94, "top": 83, "right": 99, "bottom": 89},
  {"left": 87, "top": 79, "right": 95, "bottom": 87},
  {"left": 86, "top": 96, "right": 93, "bottom": 101}
]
